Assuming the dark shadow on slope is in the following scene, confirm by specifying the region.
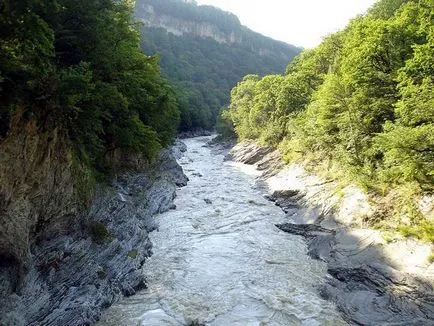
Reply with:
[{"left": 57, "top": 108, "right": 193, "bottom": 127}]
[
  {"left": 273, "top": 190, "right": 434, "bottom": 326},
  {"left": 193, "top": 139, "right": 434, "bottom": 325}
]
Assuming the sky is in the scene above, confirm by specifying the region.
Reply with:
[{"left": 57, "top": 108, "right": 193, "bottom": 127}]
[{"left": 195, "top": 0, "right": 378, "bottom": 48}]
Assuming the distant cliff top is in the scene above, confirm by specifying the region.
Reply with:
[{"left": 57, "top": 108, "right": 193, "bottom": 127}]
[
  {"left": 135, "top": 0, "right": 301, "bottom": 54},
  {"left": 134, "top": 0, "right": 302, "bottom": 132}
]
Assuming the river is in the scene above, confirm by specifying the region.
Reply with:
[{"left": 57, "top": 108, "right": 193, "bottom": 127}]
[{"left": 96, "top": 136, "right": 346, "bottom": 326}]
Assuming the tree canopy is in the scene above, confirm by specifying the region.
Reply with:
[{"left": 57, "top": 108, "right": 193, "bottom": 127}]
[
  {"left": 0, "top": 0, "right": 179, "bottom": 168},
  {"left": 224, "top": 0, "right": 434, "bottom": 192}
]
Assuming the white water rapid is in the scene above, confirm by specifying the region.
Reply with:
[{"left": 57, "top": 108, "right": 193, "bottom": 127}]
[{"left": 96, "top": 137, "right": 346, "bottom": 326}]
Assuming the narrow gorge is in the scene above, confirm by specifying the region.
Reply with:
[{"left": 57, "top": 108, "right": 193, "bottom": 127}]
[
  {"left": 96, "top": 137, "right": 434, "bottom": 325},
  {"left": 1, "top": 0, "right": 433, "bottom": 325},
  {"left": 95, "top": 137, "right": 346, "bottom": 325},
  {"left": 0, "top": 128, "right": 188, "bottom": 325}
]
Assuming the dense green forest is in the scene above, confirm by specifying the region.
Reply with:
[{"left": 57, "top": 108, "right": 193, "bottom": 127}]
[
  {"left": 222, "top": 0, "right": 434, "bottom": 238},
  {"left": 0, "top": 0, "right": 179, "bottom": 170},
  {"left": 136, "top": 0, "right": 301, "bottom": 131}
]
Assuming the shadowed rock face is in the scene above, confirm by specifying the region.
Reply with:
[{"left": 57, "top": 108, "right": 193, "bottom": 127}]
[
  {"left": 0, "top": 117, "right": 82, "bottom": 274},
  {"left": 0, "top": 142, "right": 188, "bottom": 325},
  {"left": 230, "top": 140, "right": 434, "bottom": 326},
  {"left": 324, "top": 266, "right": 434, "bottom": 326},
  {"left": 277, "top": 221, "right": 434, "bottom": 325}
]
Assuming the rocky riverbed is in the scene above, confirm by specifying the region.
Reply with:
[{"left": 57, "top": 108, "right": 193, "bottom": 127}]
[
  {"left": 0, "top": 147, "right": 188, "bottom": 325},
  {"left": 2, "top": 137, "right": 433, "bottom": 325},
  {"left": 228, "top": 140, "right": 434, "bottom": 325},
  {"left": 96, "top": 136, "right": 346, "bottom": 325}
]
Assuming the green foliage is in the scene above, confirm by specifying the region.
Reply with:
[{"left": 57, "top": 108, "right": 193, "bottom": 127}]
[
  {"left": 398, "top": 220, "right": 434, "bottom": 243},
  {"left": 127, "top": 249, "right": 138, "bottom": 259},
  {"left": 377, "top": 123, "right": 434, "bottom": 187},
  {"left": 136, "top": 0, "right": 301, "bottom": 131},
  {"left": 88, "top": 221, "right": 112, "bottom": 244},
  {"left": 0, "top": 0, "right": 180, "bottom": 170},
  {"left": 226, "top": 75, "right": 261, "bottom": 140},
  {"left": 224, "top": 0, "right": 434, "bottom": 234},
  {"left": 0, "top": 0, "right": 57, "bottom": 137},
  {"left": 227, "top": 32, "right": 344, "bottom": 146},
  {"left": 225, "top": 0, "right": 433, "bottom": 188},
  {"left": 368, "top": 0, "right": 410, "bottom": 18},
  {"left": 215, "top": 108, "right": 235, "bottom": 140},
  {"left": 377, "top": 6, "right": 434, "bottom": 188},
  {"left": 429, "top": 252, "right": 434, "bottom": 264}
]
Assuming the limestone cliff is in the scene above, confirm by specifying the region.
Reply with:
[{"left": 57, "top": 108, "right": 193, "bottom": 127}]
[
  {"left": 0, "top": 112, "right": 188, "bottom": 325},
  {"left": 137, "top": 4, "right": 240, "bottom": 45},
  {"left": 135, "top": 0, "right": 299, "bottom": 59},
  {"left": 0, "top": 111, "right": 85, "bottom": 274}
]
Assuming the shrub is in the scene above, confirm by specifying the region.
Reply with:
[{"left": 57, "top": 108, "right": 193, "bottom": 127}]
[
  {"left": 127, "top": 250, "right": 138, "bottom": 259},
  {"left": 88, "top": 221, "right": 112, "bottom": 244}
]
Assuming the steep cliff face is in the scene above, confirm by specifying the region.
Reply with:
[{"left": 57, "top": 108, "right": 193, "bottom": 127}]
[
  {"left": 135, "top": 0, "right": 299, "bottom": 59},
  {"left": 0, "top": 111, "right": 86, "bottom": 274},
  {"left": 0, "top": 111, "right": 188, "bottom": 325},
  {"left": 137, "top": 4, "right": 240, "bottom": 45}
]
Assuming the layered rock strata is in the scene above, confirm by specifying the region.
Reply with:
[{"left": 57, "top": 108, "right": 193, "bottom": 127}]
[
  {"left": 0, "top": 132, "right": 188, "bottom": 325},
  {"left": 228, "top": 140, "right": 434, "bottom": 325}
]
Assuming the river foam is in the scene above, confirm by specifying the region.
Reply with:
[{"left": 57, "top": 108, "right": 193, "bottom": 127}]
[{"left": 96, "top": 136, "right": 345, "bottom": 326}]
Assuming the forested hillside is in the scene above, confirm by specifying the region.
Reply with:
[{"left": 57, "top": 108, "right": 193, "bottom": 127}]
[
  {"left": 222, "top": 0, "right": 434, "bottom": 238},
  {"left": 0, "top": 2, "right": 189, "bottom": 322},
  {"left": 135, "top": 0, "right": 301, "bottom": 131},
  {"left": 0, "top": 0, "right": 179, "bottom": 170}
]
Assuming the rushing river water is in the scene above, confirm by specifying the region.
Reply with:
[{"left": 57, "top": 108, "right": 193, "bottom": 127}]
[{"left": 97, "top": 137, "right": 346, "bottom": 326}]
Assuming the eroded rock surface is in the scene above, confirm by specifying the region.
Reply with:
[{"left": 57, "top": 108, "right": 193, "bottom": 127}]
[
  {"left": 229, "top": 140, "right": 434, "bottom": 326},
  {"left": 225, "top": 140, "right": 274, "bottom": 165},
  {"left": 0, "top": 118, "right": 82, "bottom": 273},
  {"left": 0, "top": 143, "right": 187, "bottom": 325}
]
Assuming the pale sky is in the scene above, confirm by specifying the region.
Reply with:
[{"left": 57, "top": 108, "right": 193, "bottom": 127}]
[{"left": 196, "top": 0, "right": 378, "bottom": 48}]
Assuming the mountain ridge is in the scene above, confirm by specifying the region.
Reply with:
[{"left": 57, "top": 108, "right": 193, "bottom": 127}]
[
  {"left": 135, "top": 0, "right": 301, "bottom": 131},
  {"left": 135, "top": 0, "right": 300, "bottom": 53}
]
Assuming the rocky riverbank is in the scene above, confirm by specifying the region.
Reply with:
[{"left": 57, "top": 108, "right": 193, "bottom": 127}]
[
  {"left": 96, "top": 136, "right": 347, "bottom": 325},
  {"left": 227, "top": 140, "right": 434, "bottom": 325},
  {"left": 0, "top": 145, "right": 188, "bottom": 326}
]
